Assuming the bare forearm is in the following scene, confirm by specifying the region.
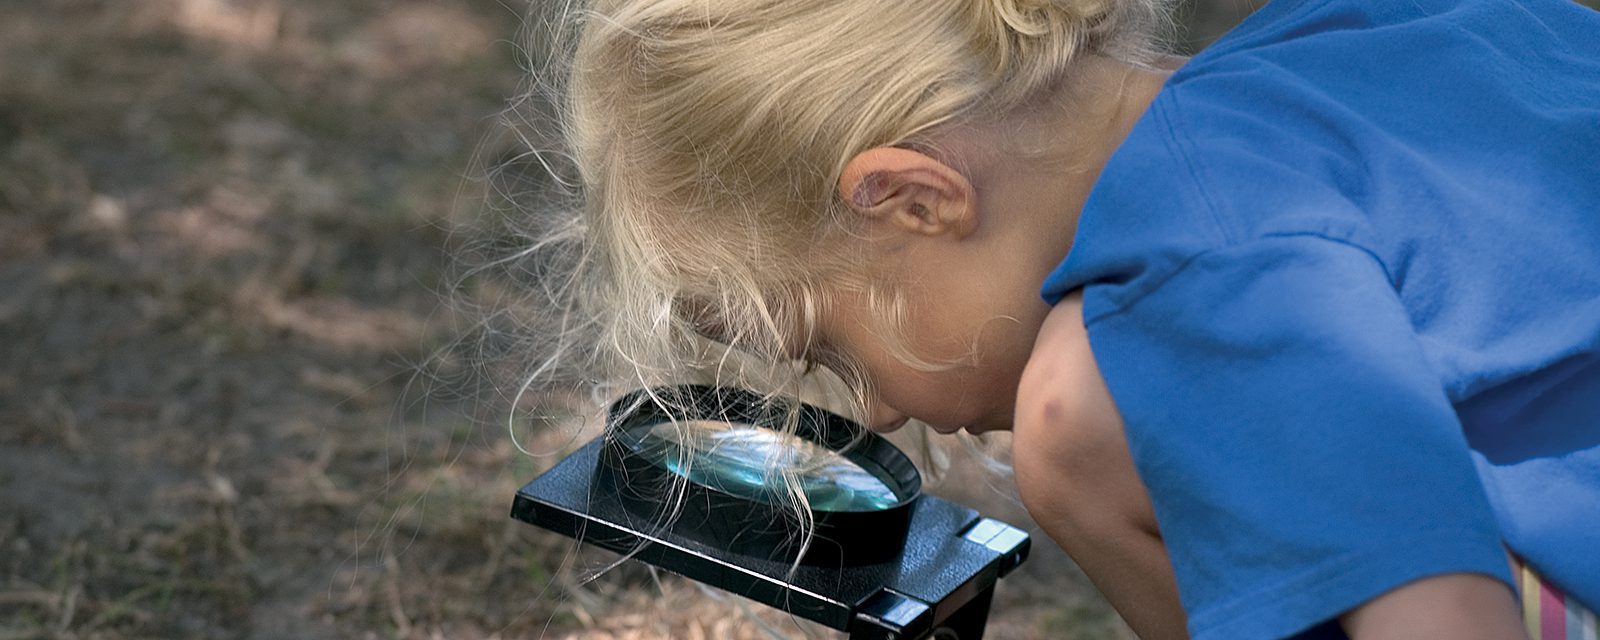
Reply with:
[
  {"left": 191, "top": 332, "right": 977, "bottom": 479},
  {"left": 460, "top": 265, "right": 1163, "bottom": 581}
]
[
  {"left": 1054, "top": 522, "right": 1188, "bottom": 640},
  {"left": 1012, "top": 415, "right": 1189, "bottom": 638},
  {"left": 1340, "top": 573, "right": 1525, "bottom": 640}
]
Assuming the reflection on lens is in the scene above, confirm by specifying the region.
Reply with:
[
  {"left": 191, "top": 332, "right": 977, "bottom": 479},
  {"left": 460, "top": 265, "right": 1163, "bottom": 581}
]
[{"left": 643, "top": 420, "right": 901, "bottom": 511}]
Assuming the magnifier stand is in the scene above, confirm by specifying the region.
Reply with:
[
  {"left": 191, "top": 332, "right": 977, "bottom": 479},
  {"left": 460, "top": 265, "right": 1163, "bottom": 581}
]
[{"left": 512, "top": 437, "right": 1029, "bottom": 639}]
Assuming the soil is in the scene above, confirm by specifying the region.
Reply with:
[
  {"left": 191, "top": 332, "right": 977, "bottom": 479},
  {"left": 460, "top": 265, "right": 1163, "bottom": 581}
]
[{"left": 17, "top": 0, "right": 1545, "bottom": 637}]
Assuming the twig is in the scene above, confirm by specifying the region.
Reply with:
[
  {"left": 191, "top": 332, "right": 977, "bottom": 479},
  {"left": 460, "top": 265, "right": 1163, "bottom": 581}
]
[
  {"left": 384, "top": 553, "right": 413, "bottom": 638},
  {"left": 54, "top": 583, "right": 81, "bottom": 632}
]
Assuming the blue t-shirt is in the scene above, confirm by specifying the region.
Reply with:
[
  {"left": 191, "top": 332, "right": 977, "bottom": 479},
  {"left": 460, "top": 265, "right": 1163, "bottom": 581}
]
[{"left": 1038, "top": 0, "right": 1600, "bottom": 638}]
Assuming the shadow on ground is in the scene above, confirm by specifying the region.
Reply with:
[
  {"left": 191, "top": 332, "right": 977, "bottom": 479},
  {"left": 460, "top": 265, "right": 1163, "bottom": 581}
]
[{"left": 26, "top": 0, "right": 1581, "bottom": 637}]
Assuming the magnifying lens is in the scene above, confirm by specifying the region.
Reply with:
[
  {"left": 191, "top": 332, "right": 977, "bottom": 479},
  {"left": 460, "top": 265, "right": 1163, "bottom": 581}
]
[{"left": 511, "top": 385, "right": 1030, "bottom": 639}]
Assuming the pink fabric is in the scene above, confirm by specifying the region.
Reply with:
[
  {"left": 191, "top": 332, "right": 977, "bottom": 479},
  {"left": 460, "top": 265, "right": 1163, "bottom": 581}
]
[{"left": 1542, "top": 579, "right": 1566, "bottom": 640}]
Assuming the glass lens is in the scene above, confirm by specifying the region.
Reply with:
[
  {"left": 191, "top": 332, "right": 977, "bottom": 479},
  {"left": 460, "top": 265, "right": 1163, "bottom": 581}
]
[{"left": 643, "top": 420, "right": 901, "bottom": 511}]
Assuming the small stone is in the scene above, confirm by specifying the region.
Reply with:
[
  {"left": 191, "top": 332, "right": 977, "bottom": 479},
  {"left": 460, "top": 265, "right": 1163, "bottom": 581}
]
[{"left": 86, "top": 194, "right": 127, "bottom": 231}]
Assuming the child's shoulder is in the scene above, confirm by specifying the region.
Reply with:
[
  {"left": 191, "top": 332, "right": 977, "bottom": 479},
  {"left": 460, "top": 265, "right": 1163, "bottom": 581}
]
[
  {"left": 1116, "top": 0, "right": 1600, "bottom": 230},
  {"left": 1046, "top": 0, "right": 1600, "bottom": 312},
  {"left": 1185, "top": 0, "right": 1600, "bottom": 70}
]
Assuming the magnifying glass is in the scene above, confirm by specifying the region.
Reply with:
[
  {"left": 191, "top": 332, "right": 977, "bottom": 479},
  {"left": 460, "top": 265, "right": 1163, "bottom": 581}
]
[{"left": 511, "top": 385, "right": 1030, "bottom": 639}]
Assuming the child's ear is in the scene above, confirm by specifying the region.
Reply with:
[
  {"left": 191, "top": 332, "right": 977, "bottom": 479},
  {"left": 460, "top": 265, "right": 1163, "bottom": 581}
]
[{"left": 838, "top": 147, "right": 977, "bottom": 238}]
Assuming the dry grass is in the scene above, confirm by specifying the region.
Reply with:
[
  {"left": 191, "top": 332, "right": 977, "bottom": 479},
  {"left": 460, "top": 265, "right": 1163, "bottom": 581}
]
[
  {"left": 0, "top": 0, "right": 1124, "bottom": 637},
  {"left": 23, "top": 0, "right": 1587, "bottom": 637},
  {"left": 1, "top": 0, "right": 618, "bottom": 637}
]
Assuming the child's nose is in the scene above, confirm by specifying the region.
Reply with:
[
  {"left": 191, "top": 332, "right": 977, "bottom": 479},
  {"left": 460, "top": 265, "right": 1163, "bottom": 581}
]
[{"left": 865, "top": 401, "right": 910, "bottom": 433}]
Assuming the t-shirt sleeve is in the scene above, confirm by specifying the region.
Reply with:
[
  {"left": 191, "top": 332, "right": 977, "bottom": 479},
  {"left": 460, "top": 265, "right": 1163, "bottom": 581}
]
[{"left": 1081, "top": 234, "right": 1514, "bottom": 640}]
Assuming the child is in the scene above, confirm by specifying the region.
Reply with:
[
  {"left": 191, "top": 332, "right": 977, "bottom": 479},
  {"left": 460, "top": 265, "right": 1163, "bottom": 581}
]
[{"left": 521, "top": 0, "right": 1600, "bottom": 637}]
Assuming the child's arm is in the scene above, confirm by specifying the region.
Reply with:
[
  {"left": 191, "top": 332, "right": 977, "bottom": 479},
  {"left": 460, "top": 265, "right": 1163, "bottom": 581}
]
[
  {"left": 1014, "top": 292, "right": 1188, "bottom": 639},
  {"left": 1015, "top": 291, "right": 1528, "bottom": 640},
  {"left": 1339, "top": 573, "right": 1525, "bottom": 640}
]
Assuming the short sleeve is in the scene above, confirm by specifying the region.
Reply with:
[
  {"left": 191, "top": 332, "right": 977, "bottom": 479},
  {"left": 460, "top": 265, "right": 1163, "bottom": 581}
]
[{"left": 1083, "top": 235, "right": 1514, "bottom": 640}]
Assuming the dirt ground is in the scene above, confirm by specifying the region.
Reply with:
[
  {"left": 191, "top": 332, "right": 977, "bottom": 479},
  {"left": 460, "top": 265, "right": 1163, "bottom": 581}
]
[
  {"left": 0, "top": 1, "right": 1128, "bottom": 634},
  {"left": 20, "top": 0, "right": 1589, "bottom": 638}
]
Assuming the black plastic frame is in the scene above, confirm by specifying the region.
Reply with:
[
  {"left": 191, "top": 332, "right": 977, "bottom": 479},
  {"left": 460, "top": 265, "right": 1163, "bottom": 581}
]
[
  {"left": 598, "top": 385, "right": 919, "bottom": 565},
  {"left": 509, "top": 385, "right": 1032, "bottom": 639}
]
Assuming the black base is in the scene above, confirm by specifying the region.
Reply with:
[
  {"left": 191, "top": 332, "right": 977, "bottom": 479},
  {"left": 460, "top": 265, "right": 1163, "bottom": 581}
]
[{"left": 511, "top": 438, "right": 1029, "bottom": 639}]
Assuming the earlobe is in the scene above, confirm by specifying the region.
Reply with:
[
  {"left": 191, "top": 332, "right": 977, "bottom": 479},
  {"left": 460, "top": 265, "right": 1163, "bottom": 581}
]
[{"left": 839, "top": 147, "right": 977, "bottom": 238}]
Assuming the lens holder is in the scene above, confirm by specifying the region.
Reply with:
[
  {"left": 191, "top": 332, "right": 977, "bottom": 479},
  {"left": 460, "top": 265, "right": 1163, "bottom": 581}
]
[
  {"left": 510, "top": 385, "right": 1030, "bottom": 639},
  {"left": 598, "top": 385, "right": 920, "bottom": 566}
]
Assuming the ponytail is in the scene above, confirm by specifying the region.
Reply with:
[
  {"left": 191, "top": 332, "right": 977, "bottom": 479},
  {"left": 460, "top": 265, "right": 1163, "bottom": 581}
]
[{"left": 973, "top": 0, "right": 1166, "bottom": 104}]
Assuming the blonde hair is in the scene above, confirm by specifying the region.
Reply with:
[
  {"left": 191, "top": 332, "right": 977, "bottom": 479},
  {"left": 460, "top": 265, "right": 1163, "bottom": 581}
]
[
  {"left": 476, "top": 0, "right": 1172, "bottom": 605},
  {"left": 503, "top": 0, "right": 1170, "bottom": 411}
]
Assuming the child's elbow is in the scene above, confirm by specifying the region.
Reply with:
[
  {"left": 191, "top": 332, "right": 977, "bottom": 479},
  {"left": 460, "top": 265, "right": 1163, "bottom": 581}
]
[{"left": 1012, "top": 388, "right": 1160, "bottom": 549}]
